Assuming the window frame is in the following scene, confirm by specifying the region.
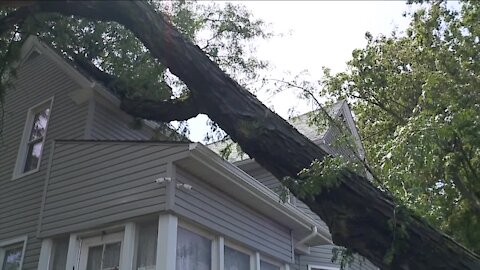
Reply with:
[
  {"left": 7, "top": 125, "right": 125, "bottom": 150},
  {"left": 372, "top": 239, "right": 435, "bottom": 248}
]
[
  {"left": 177, "top": 220, "right": 216, "bottom": 270},
  {"left": 0, "top": 236, "right": 28, "bottom": 270},
  {"left": 77, "top": 232, "right": 124, "bottom": 270},
  {"left": 259, "top": 254, "right": 284, "bottom": 270},
  {"left": 12, "top": 97, "right": 54, "bottom": 180},
  {"left": 224, "top": 239, "right": 256, "bottom": 270}
]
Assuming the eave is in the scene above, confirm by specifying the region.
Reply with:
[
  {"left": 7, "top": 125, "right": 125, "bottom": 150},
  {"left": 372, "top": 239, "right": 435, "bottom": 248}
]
[{"left": 177, "top": 143, "right": 332, "bottom": 248}]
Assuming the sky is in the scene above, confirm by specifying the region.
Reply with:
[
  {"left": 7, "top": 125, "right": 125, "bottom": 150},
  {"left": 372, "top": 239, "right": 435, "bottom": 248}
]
[{"left": 184, "top": 1, "right": 433, "bottom": 142}]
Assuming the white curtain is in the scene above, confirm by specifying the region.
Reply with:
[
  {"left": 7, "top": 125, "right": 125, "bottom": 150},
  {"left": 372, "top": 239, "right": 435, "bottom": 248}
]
[
  {"left": 86, "top": 245, "right": 103, "bottom": 270},
  {"left": 136, "top": 221, "right": 158, "bottom": 270},
  {"left": 103, "top": 242, "right": 121, "bottom": 269},
  {"left": 51, "top": 237, "right": 69, "bottom": 270},
  {"left": 224, "top": 246, "right": 250, "bottom": 270},
  {"left": 176, "top": 227, "right": 211, "bottom": 270}
]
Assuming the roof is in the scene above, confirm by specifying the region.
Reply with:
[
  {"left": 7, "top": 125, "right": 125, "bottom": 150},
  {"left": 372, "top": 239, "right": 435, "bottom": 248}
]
[
  {"left": 289, "top": 100, "right": 345, "bottom": 143},
  {"left": 207, "top": 100, "right": 346, "bottom": 162}
]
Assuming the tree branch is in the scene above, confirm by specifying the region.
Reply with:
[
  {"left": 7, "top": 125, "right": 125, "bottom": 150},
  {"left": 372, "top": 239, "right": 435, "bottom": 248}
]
[
  {"left": 451, "top": 173, "right": 480, "bottom": 215},
  {"left": 69, "top": 52, "right": 202, "bottom": 121},
  {"left": 6, "top": 1, "right": 479, "bottom": 268},
  {"left": 120, "top": 96, "right": 203, "bottom": 122}
]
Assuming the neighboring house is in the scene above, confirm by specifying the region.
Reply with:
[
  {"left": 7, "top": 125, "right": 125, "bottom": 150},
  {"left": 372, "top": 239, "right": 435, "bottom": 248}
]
[{"left": 0, "top": 36, "right": 377, "bottom": 270}]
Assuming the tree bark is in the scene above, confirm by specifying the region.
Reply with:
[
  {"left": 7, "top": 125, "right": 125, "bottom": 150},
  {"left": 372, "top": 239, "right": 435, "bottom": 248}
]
[{"left": 4, "top": 1, "right": 480, "bottom": 269}]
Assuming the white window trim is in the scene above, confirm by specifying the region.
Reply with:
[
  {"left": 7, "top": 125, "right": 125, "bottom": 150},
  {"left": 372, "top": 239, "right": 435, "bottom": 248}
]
[
  {"left": 0, "top": 235, "right": 28, "bottom": 270},
  {"left": 308, "top": 265, "right": 339, "bottom": 270},
  {"left": 77, "top": 232, "right": 124, "bottom": 270},
  {"left": 64, "top": 223, "right": 131, "bottom": 270},
  {"left": 12, "top": 97, "right": 54, "bottom": 180}
]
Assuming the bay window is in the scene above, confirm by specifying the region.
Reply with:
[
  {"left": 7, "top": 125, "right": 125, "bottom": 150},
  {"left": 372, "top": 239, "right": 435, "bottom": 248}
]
[{"left": 39, "top": 215, "right": 289, "bottom": 270}]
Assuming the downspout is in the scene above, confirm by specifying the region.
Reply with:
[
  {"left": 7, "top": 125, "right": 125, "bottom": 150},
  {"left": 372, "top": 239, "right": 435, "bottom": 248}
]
[{"left": 295, "top": 226, "right": 318, "bottom": 248}]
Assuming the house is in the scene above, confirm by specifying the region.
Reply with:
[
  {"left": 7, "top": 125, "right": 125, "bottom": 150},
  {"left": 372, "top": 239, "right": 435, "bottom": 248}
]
[{"left": 0, "top": 36, "right": 378, "bottom": 270}]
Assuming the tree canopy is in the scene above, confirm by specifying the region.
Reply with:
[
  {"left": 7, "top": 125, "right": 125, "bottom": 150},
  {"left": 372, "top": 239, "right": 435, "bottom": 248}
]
[
  {"left": 0, "top": 1, "right": 270, "bottom": 138},
  {"left": 0, "top": 1, "right": 479, "bottom": 269},
  {"left": 319, "top": 1, "right": 480, "bottom": 252}
]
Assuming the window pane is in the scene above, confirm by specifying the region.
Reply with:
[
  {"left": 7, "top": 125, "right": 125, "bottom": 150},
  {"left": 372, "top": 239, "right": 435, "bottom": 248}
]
[
  {"left": 51, "top": 237, "right": 69, "bottom": 270},
  {"left": 176, "top": 227, "right": 211, "bottom": 270},
  {"left": 86, "top": 245, "right": 103, "bottom": 270},
  {"left": 2, "top": 246, "right": 23, "bottom": 270},
  {"left": 136, "top": 221, "right": 158, "bottom": 270},
  {"left": 29, "top": 108, "right": 50, "bottom": 141},
  {"left": 225, "top": 246, "right": 250, "bottom": 270},
  {"left": 24, "top": 141, "right": 43, "bottom": 172},
  {"left": 260, "top": 261, "right": 280, "bottom": 270},
  {"left": 103, "top": 242, "right": 121, "bottom": 269}
]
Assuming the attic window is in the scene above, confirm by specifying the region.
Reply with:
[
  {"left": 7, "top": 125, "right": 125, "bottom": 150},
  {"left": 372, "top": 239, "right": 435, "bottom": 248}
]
[{"left": 13, "top": 98, "right": 53, "bottom": 179}]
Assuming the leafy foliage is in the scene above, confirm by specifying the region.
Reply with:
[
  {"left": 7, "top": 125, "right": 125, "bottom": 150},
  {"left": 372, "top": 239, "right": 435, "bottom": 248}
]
[
  {"left": 0, "top": 1, "right": 271, "bottom": 139},
  {"left": 320, "top": 1, "right": 480, "bottom": 252}
]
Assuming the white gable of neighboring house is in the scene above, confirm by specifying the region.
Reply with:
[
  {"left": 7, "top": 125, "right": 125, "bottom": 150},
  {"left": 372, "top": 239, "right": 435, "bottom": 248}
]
[{"left": 208, "top": 100, "right": 367, "bottom": 163}]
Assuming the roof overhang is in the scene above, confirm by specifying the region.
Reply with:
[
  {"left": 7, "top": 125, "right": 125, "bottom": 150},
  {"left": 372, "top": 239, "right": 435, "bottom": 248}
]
[{"left": 175, "top": 143, "right": 332, "bottom": 247}]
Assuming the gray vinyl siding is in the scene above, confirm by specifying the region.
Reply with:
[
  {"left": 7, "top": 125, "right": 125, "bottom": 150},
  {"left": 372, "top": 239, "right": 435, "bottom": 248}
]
[
  {"left": 38, "top": 141, "right": 188, "bottom": 237},
  {"left": 322, "top": 125, "right": 357, "bottom": 160},
  {"left": 174, "top": 168, "right": 293, "bottom": 263},
  {"left": 297, "top": 245, "right": 378, "bottom": 270},
  {"left": 245, "top": 167, "right": 283, "bottom": 192},
  {"left": 238, "top": 164, "right": 329, "bottom": 233},
  {"left": 90, "top": 101, "right": 154, "bottom": 140},
  {"left": 0, "top": 53, "right": 89, "bottom": 269}
]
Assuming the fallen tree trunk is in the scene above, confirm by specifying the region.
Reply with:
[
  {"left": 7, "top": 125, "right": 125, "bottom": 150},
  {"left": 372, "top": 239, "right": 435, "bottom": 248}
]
[{"left": 4, "top": 1, "right": 480, "bottom": 269}]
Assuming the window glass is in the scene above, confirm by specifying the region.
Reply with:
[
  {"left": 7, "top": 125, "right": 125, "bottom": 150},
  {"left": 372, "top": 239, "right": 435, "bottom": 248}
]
[
  {"left": 29, "top": 109, "right": 50, "bottom": 141},
  {"left": 86, "top": 245, "right": 103, "bottom": 270},
  {"left": 85, "top": 242, "right": 121, "bottom": 270},
  {"left": 103, "top": 242, "right": 121, "bottom": 269},
  {"left": 260, "top": 260, "right": 280, "bottom": 270},
  {"left": 224, "top": 246, "right": 250, "bottom": 270},
  {"left": 176, "top": 227, "right": 211, "bottom": 270},
  {"left": 2, "top": 245, "right": 23, "bottom": 270},
  {"left": 23, "top": 104, "right": 51, "bottom": 173},
  {"left": 51, "top": 237, "right": 69, "bottom": 270},
  {"left": 136, "top": 221, "right": 158, "bottom": 270}
]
